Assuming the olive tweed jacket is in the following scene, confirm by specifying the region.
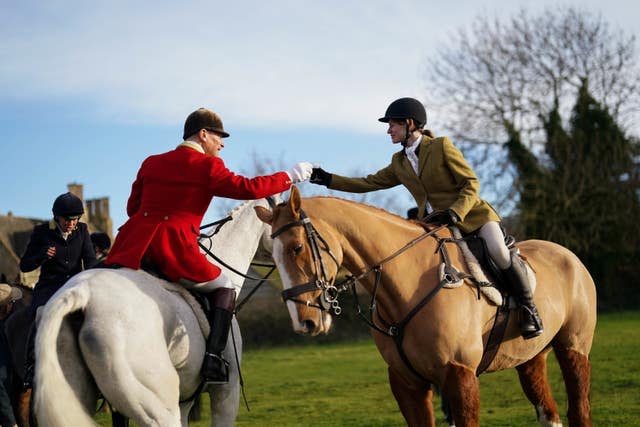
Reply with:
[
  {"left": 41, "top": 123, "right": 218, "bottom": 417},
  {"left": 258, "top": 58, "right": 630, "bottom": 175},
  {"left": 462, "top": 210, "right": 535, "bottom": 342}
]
[{"left": 328, "top": 134, "right": 500, "bottom": 233}]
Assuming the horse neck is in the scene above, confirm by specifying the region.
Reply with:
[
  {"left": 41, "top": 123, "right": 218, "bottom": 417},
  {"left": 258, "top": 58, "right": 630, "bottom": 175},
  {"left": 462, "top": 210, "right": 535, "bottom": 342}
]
[{"left": 204, "top": 199, "right": 269, "bottom": 284}]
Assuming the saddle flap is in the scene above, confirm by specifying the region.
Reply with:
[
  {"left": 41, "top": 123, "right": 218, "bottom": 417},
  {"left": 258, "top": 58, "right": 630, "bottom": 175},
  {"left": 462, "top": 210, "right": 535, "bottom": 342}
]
[{"left": 445, "top": 227, "right": 537, "bottom": 307}]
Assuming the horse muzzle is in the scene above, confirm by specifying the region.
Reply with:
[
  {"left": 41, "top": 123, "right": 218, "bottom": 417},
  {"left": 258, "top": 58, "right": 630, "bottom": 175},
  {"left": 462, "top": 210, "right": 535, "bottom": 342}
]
[{"left": 281, "top": 280, "right": 341, "bottom": 315}]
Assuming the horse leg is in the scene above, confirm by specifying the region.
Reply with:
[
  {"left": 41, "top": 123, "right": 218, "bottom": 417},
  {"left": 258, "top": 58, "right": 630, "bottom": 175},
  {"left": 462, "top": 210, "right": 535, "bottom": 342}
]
[
  {"left": 16, "top": 388, "right": 31, "bottom": 427},
  {"left": 112, "top": 411, "right": 130, "bottom": 427},
  {"left": 207, "top": 319, "right": 242, "bottom": 427},
  {"left": 441, "top": 363, "right": 480, "bottom": 427},
  {"left": 388, "top": 368, "right": 435, "bottom": 427},
  {"left": 515, "top": 350, "right": 562, "bottom": 426},
  {"left": 553, "top": 346, "right": 592, "bottom": 427},
  {"left": 79, "top": 326, "right": 182, "bottom": 427}
]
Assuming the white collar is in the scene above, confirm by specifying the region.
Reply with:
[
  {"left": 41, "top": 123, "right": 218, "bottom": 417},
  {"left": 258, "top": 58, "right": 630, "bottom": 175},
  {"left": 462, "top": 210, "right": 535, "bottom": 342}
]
[
  {"left": 178, "top": 141, "right": 205, "bottom": 154},
  {"left": 404, "top": 135, "right": 422, "bottom": 155}
]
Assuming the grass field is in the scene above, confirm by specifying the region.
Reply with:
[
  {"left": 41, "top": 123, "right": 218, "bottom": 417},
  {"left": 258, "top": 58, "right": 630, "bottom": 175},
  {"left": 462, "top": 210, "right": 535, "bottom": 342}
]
[{"left": 95, "top": 310, "right": 640, "bottom": 426}]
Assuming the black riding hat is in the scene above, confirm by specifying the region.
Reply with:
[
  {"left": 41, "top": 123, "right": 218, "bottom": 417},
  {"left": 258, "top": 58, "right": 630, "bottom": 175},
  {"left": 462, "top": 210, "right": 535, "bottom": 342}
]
[
  {"left": 378, "top": 97, "right": 427, "bottom": 127},
  {"left": 52, "top": 192, "right": 84, "bottom": 218}
]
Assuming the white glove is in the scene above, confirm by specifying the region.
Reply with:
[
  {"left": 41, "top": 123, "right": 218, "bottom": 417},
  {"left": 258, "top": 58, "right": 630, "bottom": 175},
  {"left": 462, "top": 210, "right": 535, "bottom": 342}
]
[{"left": 287, "top": 161, "right": 313, "bottom": 183}]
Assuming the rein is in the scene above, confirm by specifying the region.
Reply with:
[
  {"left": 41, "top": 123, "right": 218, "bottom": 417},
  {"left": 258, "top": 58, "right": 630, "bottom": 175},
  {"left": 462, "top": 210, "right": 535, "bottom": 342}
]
[
  {"left": 198, "top": 209, "right": 278, "bottom": 312},
  {"left": 272, "top": 211, "right": 473, "bottom": 383},
  {"left": 273, "top": 210, "right": 450, "bottom": 318},
  {"left": 195, "top": 200, "right": 279, "bottom": 411}
]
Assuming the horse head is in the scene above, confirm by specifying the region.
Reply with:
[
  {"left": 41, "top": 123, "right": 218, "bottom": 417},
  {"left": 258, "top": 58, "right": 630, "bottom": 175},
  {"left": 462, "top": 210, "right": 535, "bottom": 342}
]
[{"left": 256, "top": 186, "right": 342, "bottom": 336}]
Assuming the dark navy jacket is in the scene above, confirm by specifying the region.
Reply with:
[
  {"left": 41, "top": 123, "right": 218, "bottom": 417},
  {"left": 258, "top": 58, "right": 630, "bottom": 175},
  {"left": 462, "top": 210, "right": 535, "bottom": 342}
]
[
  {"left": 20, "top": 221, "right": 96, "bottom": 312},
  {"left": 0, "top": 316, "right": 16, "bottom": 427}
]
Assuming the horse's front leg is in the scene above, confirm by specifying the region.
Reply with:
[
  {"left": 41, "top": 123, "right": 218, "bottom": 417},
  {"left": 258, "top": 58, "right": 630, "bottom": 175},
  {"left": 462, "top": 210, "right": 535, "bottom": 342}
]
[
  {"left": 441, "top": 363, "right": 479, "bottom": 427},
  {"left": 388, "top": 367, "right": 435, "bottom": 427}
]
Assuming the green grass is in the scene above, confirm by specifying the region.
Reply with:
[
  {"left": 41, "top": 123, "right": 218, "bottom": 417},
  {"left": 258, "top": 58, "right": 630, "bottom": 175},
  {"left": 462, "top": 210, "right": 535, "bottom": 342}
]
[{"left": 94, "top": 311, "right": 640, "bottom": 426}]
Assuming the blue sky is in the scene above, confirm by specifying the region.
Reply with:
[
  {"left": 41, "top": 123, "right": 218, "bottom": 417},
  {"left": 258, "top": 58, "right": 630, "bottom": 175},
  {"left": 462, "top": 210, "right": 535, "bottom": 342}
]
[{"left": 1, "top": 0, "right": 638, "bottom": 232}]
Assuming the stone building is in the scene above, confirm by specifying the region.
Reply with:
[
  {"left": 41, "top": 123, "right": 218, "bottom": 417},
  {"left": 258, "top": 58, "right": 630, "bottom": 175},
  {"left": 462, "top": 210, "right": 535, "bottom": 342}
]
[{"left": 0, "top": 183, "right": 112, "bottom": 286}]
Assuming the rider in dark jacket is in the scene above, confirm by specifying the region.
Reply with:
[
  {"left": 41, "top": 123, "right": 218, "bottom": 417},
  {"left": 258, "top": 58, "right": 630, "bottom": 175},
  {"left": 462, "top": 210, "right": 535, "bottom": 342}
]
[
  {"left": 19, "top": 192, "right": 97, "bottom": 389},
  {"left": 20, "top": 192, "right": 96, "bottom": 312}
]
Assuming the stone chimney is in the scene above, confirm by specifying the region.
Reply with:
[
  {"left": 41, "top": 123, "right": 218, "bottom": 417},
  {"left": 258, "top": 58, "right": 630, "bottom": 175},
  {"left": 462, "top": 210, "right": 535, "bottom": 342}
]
[
  {"left": 86, "top": 197, "right": 113, "bottom": 238},
  {"left": 67, "top": 183, "right": 84, "bottom": 201}
]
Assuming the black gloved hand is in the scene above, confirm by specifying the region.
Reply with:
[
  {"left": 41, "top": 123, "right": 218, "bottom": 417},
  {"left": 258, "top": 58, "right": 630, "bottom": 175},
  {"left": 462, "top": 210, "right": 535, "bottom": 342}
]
[
  {"left": 310, "top": 167, "right": 332, "bottom": 187},
  {"left": 425, "top": 209, "right": 459, "bottom": 226}
]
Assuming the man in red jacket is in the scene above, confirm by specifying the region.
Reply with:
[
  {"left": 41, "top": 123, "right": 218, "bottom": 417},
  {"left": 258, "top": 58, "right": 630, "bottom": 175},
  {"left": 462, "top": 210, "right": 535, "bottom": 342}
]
[{"left": 106, "top": 107, "right": 312, "bottom": 383}]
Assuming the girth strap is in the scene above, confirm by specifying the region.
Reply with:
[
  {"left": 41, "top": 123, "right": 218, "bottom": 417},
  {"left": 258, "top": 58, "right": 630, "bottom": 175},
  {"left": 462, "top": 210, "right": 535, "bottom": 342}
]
[
  {"left": 475, "top": 302, "right": 511, "bottom": 376},
  {"left": 373, "top": 233, "right": 470, "bottom": 384},
  {"left": 376, "top": 276, "right": 450, "bottom": 383}
]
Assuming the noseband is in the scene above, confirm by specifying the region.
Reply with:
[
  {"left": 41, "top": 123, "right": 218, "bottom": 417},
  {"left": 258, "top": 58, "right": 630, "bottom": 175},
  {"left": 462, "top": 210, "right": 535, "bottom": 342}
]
[{"left": 271, "top": 210, "right": 343, "bottom": 314}]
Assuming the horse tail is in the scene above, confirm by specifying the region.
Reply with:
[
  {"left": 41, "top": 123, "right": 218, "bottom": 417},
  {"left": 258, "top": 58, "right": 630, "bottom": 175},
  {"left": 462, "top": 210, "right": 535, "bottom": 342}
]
[{"left": 34, "top": 283, "right": 98, "bottom": 427}]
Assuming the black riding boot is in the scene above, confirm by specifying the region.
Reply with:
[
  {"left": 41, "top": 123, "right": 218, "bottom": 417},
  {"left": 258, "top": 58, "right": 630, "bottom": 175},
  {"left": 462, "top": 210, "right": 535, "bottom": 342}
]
[
  {"left": 23, "top": 322, "right": 36, "bottom": 390},
  {"left": 502, "top": 252, "right": 544, "bottom": 339},
  {"left": 201, "top": 288, "right": 236, "bottom": 384}
]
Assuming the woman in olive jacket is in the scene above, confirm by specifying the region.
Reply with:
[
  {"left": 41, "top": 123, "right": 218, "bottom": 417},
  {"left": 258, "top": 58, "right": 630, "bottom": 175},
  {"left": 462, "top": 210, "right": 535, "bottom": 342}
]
[{"left": 310, "top": 97, "right": 543, "bottom": 339}]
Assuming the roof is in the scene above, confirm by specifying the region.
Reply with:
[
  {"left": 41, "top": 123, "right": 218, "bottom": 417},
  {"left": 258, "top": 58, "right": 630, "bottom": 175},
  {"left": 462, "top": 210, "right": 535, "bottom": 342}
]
[{"left": 0, "top": 214, "right": 43, "bottom": 285}]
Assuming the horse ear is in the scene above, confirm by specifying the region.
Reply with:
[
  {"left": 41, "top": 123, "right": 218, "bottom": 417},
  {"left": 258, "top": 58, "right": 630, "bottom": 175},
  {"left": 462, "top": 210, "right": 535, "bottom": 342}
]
[
  {"left": 289, "top": 186, "right": 301, "bottom": 217},
  {"left": 254, "top": 206, "right": 273, "bottom": 224}
]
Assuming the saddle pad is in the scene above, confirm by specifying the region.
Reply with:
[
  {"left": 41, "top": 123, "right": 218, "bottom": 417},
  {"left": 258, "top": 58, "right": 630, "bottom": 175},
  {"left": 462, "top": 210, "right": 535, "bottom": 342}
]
[
  {"left": 158, "top": 281, "right": 210, "bottom": 338},
  {"left": 440, "top": 227, "right": 536, "bottom": 307}
]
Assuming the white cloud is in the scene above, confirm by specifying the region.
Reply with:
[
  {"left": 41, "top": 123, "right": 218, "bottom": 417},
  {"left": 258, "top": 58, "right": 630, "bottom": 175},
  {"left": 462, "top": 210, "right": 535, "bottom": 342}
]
[
  {"left": 0, "top": 1, "right": 441, "bottom": 132},
  {"left": 1, "top": 0, "right": 637, "bottom": 133}
]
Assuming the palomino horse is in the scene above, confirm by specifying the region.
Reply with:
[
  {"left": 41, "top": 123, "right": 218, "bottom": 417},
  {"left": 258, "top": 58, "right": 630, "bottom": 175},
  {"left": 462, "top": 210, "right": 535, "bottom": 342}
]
[
  {"left": 255, "top": 187, "right": 597, "bottom": 427},
  {"left": 33, "top": 198, "right": 275, "bottom": 427}
]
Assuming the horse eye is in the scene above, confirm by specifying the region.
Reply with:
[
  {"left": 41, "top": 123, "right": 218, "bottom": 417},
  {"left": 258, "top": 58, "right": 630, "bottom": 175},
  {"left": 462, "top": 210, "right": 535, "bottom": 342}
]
[{"left": 293, "top": 244, "right": 304, "bottom": 256}]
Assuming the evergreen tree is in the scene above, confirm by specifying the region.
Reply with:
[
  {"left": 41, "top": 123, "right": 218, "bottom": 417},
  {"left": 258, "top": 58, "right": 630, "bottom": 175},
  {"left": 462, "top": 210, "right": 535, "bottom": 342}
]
[{"left": 517, "top": 81, "right": 640, "bottom": 309}]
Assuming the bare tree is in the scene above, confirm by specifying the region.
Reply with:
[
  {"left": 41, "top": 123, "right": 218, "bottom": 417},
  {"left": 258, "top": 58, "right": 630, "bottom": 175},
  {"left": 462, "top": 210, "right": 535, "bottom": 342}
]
[
  {"left": 424, "top": 7, "right": 640, "bottom": 209},
  {"left": 428, "top": 7, "right": 638, "bottom": 143},
  {"left": 424, "top": 7, "right": 640, "bottom": 309}
]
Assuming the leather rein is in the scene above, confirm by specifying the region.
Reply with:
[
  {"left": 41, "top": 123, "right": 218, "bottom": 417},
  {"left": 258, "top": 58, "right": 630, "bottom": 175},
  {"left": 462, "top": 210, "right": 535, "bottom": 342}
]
[
  {"left": 193, "top": 197, "right": 280, "bottom": 411},
  {"left": 270, "top": 210, "right": 475, "bottom": 383},
  {"left": 197, "top": 197, "right": 279, "bottom": 312}
]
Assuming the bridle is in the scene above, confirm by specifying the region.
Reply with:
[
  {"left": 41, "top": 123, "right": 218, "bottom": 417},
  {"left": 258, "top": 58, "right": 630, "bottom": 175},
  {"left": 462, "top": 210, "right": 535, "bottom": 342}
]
[
  {"left": 271, "top": 209, "right": 449, "bottom": 319},
  {"left": 271, "top": 210, "right": 343, "bottom": 314}
]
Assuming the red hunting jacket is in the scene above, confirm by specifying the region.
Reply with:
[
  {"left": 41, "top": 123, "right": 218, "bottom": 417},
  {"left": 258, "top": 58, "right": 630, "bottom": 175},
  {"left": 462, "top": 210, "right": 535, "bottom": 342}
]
[{"left": 106, "top": 144, "right": 292, "bottom": 283}]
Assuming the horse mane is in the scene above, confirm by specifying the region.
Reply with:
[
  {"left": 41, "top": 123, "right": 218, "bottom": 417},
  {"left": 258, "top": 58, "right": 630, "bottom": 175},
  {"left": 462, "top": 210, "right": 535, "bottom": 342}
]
[{"left": 227, "top": 199, "right": 255, "bottom": 217}]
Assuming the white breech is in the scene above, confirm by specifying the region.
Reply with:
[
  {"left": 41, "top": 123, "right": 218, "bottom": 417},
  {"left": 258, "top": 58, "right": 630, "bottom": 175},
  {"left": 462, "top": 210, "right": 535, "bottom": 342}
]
[
  {"left": 182, "top": 272, "right": 235, "bottom": 293},
  {"left": 478, "top": 221, "right": 511, "bottom": 269}
]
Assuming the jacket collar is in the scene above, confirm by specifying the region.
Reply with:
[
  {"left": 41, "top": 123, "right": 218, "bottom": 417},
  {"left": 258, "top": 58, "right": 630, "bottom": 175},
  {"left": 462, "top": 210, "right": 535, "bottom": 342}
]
[
  {"left": 49, "top": 219, "right": 74, "bottom": 240},
  {"left": 178, "top": 141, "right": 205, "bottom": 154}
]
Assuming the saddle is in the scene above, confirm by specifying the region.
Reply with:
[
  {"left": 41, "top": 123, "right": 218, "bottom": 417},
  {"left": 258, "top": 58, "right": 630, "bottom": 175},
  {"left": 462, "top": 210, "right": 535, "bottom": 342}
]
[
  {"left": 435, "top": 226, "right": 536, "bottom": 308},
  {"left": 462, "top": 228, "right": 516, "bottom": 292},
  {"left": 431, "top": 226, "right": 537, "bottom": 375}
]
